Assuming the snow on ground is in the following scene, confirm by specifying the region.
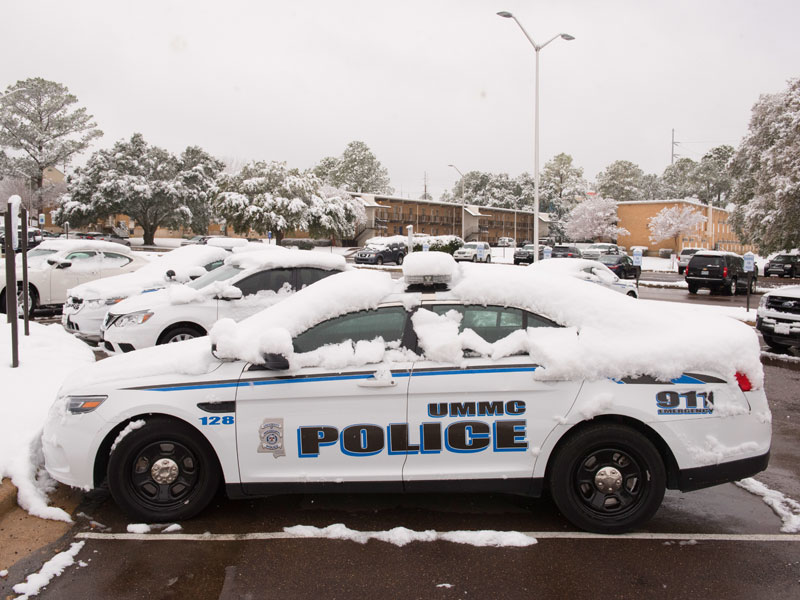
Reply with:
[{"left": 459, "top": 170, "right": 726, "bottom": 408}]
[
  {"left": 0, "top": 322, "right": 95, "bottom": 521},
  {"left": 639, "top": 299, "right": 758, "bottom": 325},
  {"left": 11, "top": 541, "right": 84, "bottom": 599},
  {"left": 735, "top": 478, "right": 800, "bottom": 533},
  {"left": 283, "top": 523, "right": 537, "bottom": 547}
]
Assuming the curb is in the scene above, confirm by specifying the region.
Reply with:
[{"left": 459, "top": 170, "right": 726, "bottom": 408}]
[{"left": 0, "top": 478, "right": 17, "bottom": 518}]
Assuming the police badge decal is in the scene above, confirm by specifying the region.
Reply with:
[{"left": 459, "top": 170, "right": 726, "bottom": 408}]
[{"left": 258, "top": 419, "right": 285, "bottom": 458}]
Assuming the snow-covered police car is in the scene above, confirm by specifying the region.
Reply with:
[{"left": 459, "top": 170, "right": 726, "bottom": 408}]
[{"left": 43, "top": 253, "right": 770, "bottom": 533}]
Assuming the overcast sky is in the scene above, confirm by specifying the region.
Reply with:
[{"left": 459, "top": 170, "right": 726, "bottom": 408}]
[{"left": 2, "top": 0, "right": 798, "bottom": 199}]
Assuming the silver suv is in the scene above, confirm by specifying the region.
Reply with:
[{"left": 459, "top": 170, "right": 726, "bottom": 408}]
[{"left": 677, "top": 248, "right": 703, "bottom": 275}]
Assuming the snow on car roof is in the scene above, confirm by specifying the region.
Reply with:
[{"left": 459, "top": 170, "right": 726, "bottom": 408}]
[
  {"left": 62, "top": 261, "right": 763, "bottom": 394},
  {"left": 36, "top": 239, "right": 134, "bottom": 254},
  {"left": 225, "top": 248, "right": 347, "bottom": 271},
  {"left": 67, "top": 245, "right": 230, "bottom": 300}
]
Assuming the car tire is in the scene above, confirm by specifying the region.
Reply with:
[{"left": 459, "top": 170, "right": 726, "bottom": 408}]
[
  {"left": 486, "top": 256, "right": 491, "bottom": 263},
  {"left": 762, "top": 334, "right": 790, "bottom": 353},
  {"left": 749, "top": 278, "right": 757, "bottom": 294},
  {"left": 158, "top": 325, "right": 205, "bottom": 345},
  {"left": 376, "top": 256, "right": 384, "bottom": 265},
  {"left": 471, "top": 255, "right": 477, "bottom": 262},
  {"left": 396, "top": 254, "right": 404, "bottom": 265},
  {"left": 514, "top": 260, "right": 520, "bottom": 265},
  {"left": 549, "top": 424, "right": 666, "bottom": 534},
  {"left": 678, "top": 266, "right": 684, "bottom": 275},
  {"left": 626, "top": 290, "right": 638, "bottom": 298},
  {"left": 725, "top": 278, "right": 737, "bottom": 296},
  {"left": 687, "top": 283, "right": 698, "bottom": 294},
  {"left": 107, "top": 417, "right": 221, "bottom": 522}
]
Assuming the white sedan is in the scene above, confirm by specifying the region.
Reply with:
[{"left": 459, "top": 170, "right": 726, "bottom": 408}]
[
  {"left": 62, "top": 245, "right": 230, "bottom": 344},
  {"left": 44, "top": 253, "right": 770, "bottom": 533},
  {"left": 531, "top": 258, "right": 640, "bottom": 298},
  {"left": 99, "top": 249, "right": 346, "bottom": 353},
  {"left": 1, "top": 240, "right": 149, "bottom": 313}
]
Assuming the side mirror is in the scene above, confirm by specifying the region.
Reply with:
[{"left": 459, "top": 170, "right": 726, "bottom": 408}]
[
  {"left": 165, "top": 269, "right": 176, "bottom": 281},
  {"left": 57, "top": 261, "right": 72, "bottom": 269},
  {"left": 219, "top": 287, "right": 243, "bottom": 300},
  {"left": 260, "top": 353, "right": 290, "bottom": 370}
]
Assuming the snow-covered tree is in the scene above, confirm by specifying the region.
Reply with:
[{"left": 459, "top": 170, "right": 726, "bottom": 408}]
[
  {"left": 729, "top": 78, "right": 800, "bottom": 252},
  {"left": 442, "top": 171, "right": 519, "bottom": 209},
  {"left": 56, "top": 134, "right": 218, "bottom": 245},
  {"left": 596, "top": 160, "right": 646, "bottom": 202},
  {"left": 313, "top": 141, "right": 393, "bottom": 194},
  {"left": 660, "top": 158, "right": 697, "bottom": 200},
  {"left": 178, "top": 146, "right": 225, "bottom": 234},
  {"left": 564, "top": 196, "right": 629, "bottom": 241},
  {"left": 648, "top": 205, "right": 707, "bottom": 248},
  {"left": 538, "top": 153, "right": 587, "bottom": 239},
  {"left": 307, "top": 186, "right": 367, "bottom": 242},
  {"left": 0, "top": 78, "right": 102, "bottom": 211},
  {"left": 216, "top": 161, "right": 320, "bottom": 243},
  {"left": 692, "top": 145, "right": 734, "bottom": 206}
]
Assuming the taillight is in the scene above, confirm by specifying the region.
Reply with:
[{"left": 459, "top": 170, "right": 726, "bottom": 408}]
[
  {"left": 735, "top": 372, "right": 752, "bottom": 392},
  {"left": 723, "top": 267, "right": 728, "bottom": 277}
]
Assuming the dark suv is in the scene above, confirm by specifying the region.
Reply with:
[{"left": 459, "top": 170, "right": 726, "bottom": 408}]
[
  {"left": 354, "top": 242, "right": 406, "bottom": 265},
  {"left": 764, "top": 254, "right": 799, "bottom": 278},
  {"left": 685, "top": 251, "right": 755, "bottom": 295},
  {"left": 551, "top": 245, "right": 582, "bottom": 258}
]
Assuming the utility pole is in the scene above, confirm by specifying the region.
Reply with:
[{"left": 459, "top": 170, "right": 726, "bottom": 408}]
[
  {"left": 671, "top": 129, "right": 680, "bottom": 165},
  {"left": 423, "top": 172, "right": 428, "bottom": 199}
]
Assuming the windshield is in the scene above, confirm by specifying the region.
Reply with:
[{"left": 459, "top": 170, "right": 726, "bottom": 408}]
[
  {"left": 27, "top": 248, "right": 58, "bottom": 258},
  {"left": 186, "top": 263, "right": 243, "bottom": 289},
  {"left": 523, "top": 245, "right": 537, "bottom": 251},
  {"left": 587, "top": 244, "right": 610, "bottom": 250},
  {"left": 773, "top": 255, "right": 795, "bottom": 263},
  {"left": 680, "top": 248, "right": 700, "bottom": 256},
  {"left": 464, "top": 243, "right": 478, "bottom": 249}
]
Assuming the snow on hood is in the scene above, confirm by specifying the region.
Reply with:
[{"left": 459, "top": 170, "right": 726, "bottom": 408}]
[
  {"left": 67, "top": 245, "right": 229, "bottom": 300},
  {"left": 225, "top": 248, "right": 347, "bottom": 271}
]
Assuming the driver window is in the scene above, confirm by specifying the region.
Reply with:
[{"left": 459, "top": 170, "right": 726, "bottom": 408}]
[
  {"left": 293, "top": 306, "right": 408, "bottom": 353},
  {"left": 235, "top": 268, "right": 294, "bottom": 296},
  {"left": 65, "top": 251, "right": 98, "bottom": 261}
]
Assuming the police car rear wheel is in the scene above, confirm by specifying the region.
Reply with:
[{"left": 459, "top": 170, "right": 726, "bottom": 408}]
[
  {"left": 549, "top": 424, "right": 666, "bottom": 534},
  {"left": 108, "top": 418, "right": 220, "bottom": 522}
]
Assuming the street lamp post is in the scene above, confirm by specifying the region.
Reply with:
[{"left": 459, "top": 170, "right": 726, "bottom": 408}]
[
  {"left": 448, "top": 164, "right": 466, "bottom": 241},
  {"left": 497, "top": 11, "right": 574, "bottom": 261}
]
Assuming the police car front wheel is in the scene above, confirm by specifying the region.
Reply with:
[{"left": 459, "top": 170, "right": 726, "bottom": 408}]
[
  {"left": 549, "top": 424, "right": 666, "bottom": 534},
  {"left": 107, "top": 417, "right": 221, "bottom": 522}
]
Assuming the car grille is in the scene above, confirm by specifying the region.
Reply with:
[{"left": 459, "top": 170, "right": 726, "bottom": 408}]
[{"left": 766, "top": 296, "right": 800, "bottom": 315}]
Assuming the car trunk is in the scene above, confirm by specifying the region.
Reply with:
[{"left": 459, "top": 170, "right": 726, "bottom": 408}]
[{"left": 688, "top": 256, "right": 725, "bottom": 278}]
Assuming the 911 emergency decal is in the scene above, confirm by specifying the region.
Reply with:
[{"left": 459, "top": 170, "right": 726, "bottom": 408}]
[
  {"left": 258, "top": 419, "right": 285, "bottom": 458},
  {"left": 296, "top": 401, "right": 528, "bottom": 458},
  {"left": 656, "top": 390, "right": 714, "bottom": 415}
]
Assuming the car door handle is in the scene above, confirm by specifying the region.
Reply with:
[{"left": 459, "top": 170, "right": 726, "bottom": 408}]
[{"left": 357, "top": 377, "right": 397, "bottom": 388}]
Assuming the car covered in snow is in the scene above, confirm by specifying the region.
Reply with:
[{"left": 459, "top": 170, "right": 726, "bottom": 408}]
[
  {"left": 453, "top": 242, "right": 491, "bottom": 263},
  {"left": 99, "top": 248, "right": 347, "bottom": 353},
  {"left": 530, "top": 258, "right": 640, "bottom": 298},
  {"left": 0, "top": 240, "right": 150, "bottom": 314},
  {"left": 580, "top": 243, "right": 621, "bottom": 261},
  {"left": 756, "top": 285, "right": 800, "bottom": 351},
  {"left": 44, "top": 253, "right": 770, "bottom": 533},
  {"left": 62, "top": 245, "right": 230, "bottom": 344}
]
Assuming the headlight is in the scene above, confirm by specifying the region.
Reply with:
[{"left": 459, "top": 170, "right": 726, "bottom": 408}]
[
  {"left": 67, "top": 395, "right": 107, "bottom": 414},
  {"left": 113, "top": 310, "right": 154, "bottom": 327},
  {"left": 85, "top": 297, "right": 125, "bottom": 309}
]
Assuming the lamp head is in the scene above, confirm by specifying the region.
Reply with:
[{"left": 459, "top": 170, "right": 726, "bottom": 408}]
[
  {"left": 560, "top": 33, "right": 575, "bottom": 41},
  {"left": 496, "top": 11, "right": 514, "bottom": 18}
]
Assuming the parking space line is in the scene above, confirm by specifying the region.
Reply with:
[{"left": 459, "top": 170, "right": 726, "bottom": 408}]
[{"left": 75, "top": 531, "right": 800, "bottom": 542}]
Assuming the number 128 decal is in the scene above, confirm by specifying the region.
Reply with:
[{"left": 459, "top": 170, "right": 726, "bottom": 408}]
[
  {"left": 656, "top": 390, "right": 714, "bottom": 415},
  {"left": 199, "top": 416, "right": 235, "bottom": 425}
]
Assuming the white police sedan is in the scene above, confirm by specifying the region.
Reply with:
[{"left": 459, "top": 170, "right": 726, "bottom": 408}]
[{"left": 43, "top": 254, "right": 770, "bottom": 533}]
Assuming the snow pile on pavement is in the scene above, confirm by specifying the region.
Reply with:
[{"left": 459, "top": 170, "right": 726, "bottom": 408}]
[
  {"left": 283, "top": 523, "right": 537, "bottom": 547},
  {"left": 0, "top": 322, "right": 95, "bottom": 521},
  {"left": 735, "top": 478, "right": 800, "bottom": 533},
  {"left": 11, "top": 541, "right": 84, "bottom": 599}
]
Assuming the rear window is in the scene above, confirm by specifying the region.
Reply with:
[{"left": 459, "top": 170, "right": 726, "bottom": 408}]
[{"left": 689, "top": 255, "right": 724, "bottom": 267}]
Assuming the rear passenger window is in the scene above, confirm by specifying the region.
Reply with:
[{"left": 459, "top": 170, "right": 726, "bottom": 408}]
[
  {"left": 297, "top": 268, "right": 335, "bottom": 289},
  {"left": 235, "top": 268, "right": 294, "bottom": 296},
  {"left": 429, "top": 305, "right": 554, "bottom": 344}
]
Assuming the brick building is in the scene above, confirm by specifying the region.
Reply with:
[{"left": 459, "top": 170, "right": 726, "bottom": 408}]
[{"left": 616, "top": 199, "right": 756, "bottom": 255}]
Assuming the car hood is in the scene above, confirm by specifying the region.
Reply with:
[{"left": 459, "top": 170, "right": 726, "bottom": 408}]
[
  {"left": 108, "top": 288, "right": 172, "bottom": 314},
  {"left": 765, "top": 285, "right": 800, "bottom": 299}
]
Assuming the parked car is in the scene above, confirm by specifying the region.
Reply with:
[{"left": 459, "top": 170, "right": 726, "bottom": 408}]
[
  {"left": 44, "top": 252, "right": 769, "bottom": 533},
  {"left": 63, "top": 245, "right": 229, "bottom": 344},
  {"left": 599, "top": 254, "right": 641, "bottom": 279},
  {"left": 513, "top": 244, "right": 541, "bottom": 264},
  {"left": 0, "top": 227, "right": 44, "bottom": 251},
  {"left": 181, "top": 235, "right": 217, "bottom": 246},
  {"left": 685, "top": 251, "right": 755, "bottom": 295},
  {"left": 453, "top": 242, "right": 492, "bottom": 263},
  {"left": 677, "top": 248, "right": 703, "bottom": 275},
  {"left": 764, "top": 254, "right": 799, "bottom": 278},
  {"left": 0, "top": 240, "right": 149, "bottom": 313},
  {"left": 354, "top": 242, "right": 406, "bottom": 265},
  {"left": 757, "top": 285, "right": 800, "bottom": 351},
  {"left": 580, "top": 243, "right": 621, "bottom": 261},
  {"left": 497, "top": 237, "right": 516, "bottom": 247},
  {"left": 550, "top": 245, "right": 582, "bottom": 259},
  {"left": 531, "top": 258, "right": 639, "bottom": 298},
  {"left": 100, "top": 249, "right": 347, "bottom": 353}
]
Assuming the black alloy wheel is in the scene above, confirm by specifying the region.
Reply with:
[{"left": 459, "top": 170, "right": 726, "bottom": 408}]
[
  {"left": 108, "top": 418, "right": 220, "bottom": 522},
  {"left": 549, "top": 424, "right": 666, "bottom": 534}
]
